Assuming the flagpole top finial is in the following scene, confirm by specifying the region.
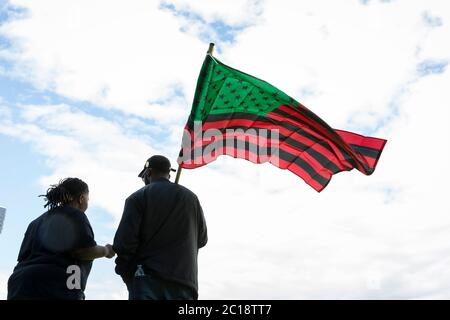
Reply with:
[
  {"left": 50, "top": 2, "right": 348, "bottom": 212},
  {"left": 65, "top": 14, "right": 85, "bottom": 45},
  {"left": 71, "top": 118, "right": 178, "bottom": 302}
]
[{"left": 207, "top": 43, "right": 215, "bottom": 55}]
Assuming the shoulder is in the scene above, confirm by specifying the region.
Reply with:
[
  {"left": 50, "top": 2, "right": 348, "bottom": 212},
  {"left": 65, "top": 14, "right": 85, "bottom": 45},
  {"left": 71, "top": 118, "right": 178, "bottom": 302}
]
[
  {"left": 53, "top": 206, "right": 91, "bottom": 226},
  {"left": 127, "top": 186, "right": 147, "bottom": 203},
  {"left": 123, "top": 187, "right": 148, "bottom": 211},
  {"left": 133, "top": 181, "right": 199, "bottom": 201},
  {"left": 174, "top": 183, "right": 200, "bottom": 202},
  {"left": 27, "top": 210, "right": 56, "bottom": 230},
  {"left": 23, "top": 214, "right": 44, "bottom": 236},
  {"left": 29, "top": 213, "right": 45, "bottom": 226}
]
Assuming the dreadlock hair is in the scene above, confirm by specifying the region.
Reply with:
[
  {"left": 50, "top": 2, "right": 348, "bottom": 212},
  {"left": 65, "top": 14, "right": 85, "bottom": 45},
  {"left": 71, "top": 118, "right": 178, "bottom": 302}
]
[{"left": 40, "top": 178, "right": 89, "bottom": 210}]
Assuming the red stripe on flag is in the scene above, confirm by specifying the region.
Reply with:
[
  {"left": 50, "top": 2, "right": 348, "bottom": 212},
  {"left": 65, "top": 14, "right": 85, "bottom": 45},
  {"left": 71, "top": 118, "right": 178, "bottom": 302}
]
[
  {"left": 269, "top": 106, "right": 369, "bottom": 173},
  {"left": 264, "top": 113, "right": 356, "bottom": 170},
  {"left": 335, "top": 129, "right": 387, "bottom": 170},
  {"left": 191, "top": 119, "right": 350, "bottom": 171},
  {"left": 180, "top": 145, "right": 327, "bottom": 192},
  {"left": 335, "top": 129, "right": 387, "bottom": 150},
  {"left": 185, "top": 130, "right": 339, "bottom": 176}
]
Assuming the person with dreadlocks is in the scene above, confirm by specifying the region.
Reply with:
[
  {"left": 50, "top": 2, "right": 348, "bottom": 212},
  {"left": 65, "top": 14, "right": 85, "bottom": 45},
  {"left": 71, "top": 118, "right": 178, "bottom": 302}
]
[{"left": 7, "top": 177, "right": 115, "bottom": 300}]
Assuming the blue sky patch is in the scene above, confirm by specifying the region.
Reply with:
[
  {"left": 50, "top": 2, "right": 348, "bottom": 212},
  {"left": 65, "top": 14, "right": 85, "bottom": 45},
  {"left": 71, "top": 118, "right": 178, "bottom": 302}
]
[
  {"left": 417, "top": 59, "right": 448, "bottom": 77},
  {"left": 159, "top": 1, "right": 253, "bottom": 47}
]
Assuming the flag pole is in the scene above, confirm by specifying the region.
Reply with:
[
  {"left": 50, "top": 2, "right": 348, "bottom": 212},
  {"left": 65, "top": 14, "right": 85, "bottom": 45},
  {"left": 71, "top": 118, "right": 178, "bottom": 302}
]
[{"left": 175, "top": 42, "right": 215, "bottom": 184}]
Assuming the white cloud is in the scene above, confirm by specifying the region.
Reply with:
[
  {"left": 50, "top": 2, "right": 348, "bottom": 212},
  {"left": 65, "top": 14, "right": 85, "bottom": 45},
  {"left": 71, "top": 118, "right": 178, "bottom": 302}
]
[
  {"left": 1, "top": 0, "right": 450, "bottom": 300},
  {"left": 221, "top": 0, "right": 450, "bottom": 131},
  {"left": 0, "top": 272, "right": 8, "bottom": 300},
  {"left": 0, "top": 103, "right": 159, "bottom": 220},
  {"left": 162, "top": 0, "right": 263, "bottom": 27},
  {"left": 0, "top": 0, "right": 207, "bottom": 123},
  {"left": 159, "top": 0, "right": 264, "bottom": 45},
  {"left": 84, "top": 259, "right": 128, "bottom": 300}
]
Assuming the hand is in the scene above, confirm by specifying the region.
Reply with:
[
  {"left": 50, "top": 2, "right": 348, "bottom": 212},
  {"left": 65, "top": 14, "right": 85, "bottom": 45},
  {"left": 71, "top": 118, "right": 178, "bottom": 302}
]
[{"left": 104, "top": 244, "right": 116, "bottom": 259}]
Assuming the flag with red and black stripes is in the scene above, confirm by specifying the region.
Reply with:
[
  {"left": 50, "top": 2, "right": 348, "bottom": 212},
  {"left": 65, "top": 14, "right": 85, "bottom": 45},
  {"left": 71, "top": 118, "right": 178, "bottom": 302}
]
[{"left": 177, "top": 54, "right": 387, "bottom": 192}]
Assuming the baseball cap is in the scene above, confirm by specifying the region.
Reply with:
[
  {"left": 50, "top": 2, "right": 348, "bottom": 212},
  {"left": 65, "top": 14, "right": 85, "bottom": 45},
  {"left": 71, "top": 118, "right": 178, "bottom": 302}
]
[{"left": 138, "top": 155, "right": 176, "bottom": 178}]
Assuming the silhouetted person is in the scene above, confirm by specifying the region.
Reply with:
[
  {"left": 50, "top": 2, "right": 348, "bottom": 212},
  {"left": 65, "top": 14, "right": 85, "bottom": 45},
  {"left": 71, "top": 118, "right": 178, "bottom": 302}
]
[
  {"left": 7, "top": 178, "right": 115, "bottom": 300},
  {"left": 113, "top": 155, "right": 207, "bottom": 300}
]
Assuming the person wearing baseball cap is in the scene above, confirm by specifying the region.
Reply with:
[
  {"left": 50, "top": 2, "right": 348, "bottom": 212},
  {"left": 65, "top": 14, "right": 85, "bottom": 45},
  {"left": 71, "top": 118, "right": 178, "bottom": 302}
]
[
  {"left": 113, "top": 155, "right": 208, "bottom": 300},
  {"left": 137, "top": 155, "right": 176, "bottom": 185}
]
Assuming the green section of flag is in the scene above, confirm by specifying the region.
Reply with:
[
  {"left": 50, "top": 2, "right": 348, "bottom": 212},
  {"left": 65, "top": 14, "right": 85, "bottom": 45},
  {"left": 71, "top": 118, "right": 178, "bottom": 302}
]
[{"left": 191, "top": 55, "right": 298, "bottom": 122}]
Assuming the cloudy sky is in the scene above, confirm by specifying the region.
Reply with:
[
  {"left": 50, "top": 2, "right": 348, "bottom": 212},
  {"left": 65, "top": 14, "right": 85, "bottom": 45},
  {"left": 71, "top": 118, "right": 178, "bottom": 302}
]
[{"left": 0, "top": 0, "right": 449, "bottom": 299}]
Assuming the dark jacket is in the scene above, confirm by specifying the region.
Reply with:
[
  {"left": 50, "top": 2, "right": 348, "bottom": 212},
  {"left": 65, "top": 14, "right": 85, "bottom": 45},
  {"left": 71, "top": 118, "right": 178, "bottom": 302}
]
[
  {"left": 7, "top": 206, "right": 97, "bottom": 300},
  {"left": 113, "top": 178, "right": 207, "bottom": 293}
]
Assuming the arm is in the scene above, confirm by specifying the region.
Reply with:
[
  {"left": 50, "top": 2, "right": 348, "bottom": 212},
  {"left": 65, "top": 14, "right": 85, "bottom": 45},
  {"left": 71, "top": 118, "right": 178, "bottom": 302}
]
[
  {"left": 69, "top": 211, "right": 114, "bottom": 260},
  {"left": 113, "top": 195, "right": 143, "bottom": 281},
  {"left": 72, "top": 244, "right": 115, "bottom": 261},
  {"left": 17, "top": 222, "right": 35, "bottom": 263},
  {"left": 197, "top": 198, "right": 208, "bottom": 249}
]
